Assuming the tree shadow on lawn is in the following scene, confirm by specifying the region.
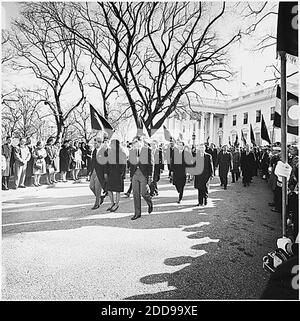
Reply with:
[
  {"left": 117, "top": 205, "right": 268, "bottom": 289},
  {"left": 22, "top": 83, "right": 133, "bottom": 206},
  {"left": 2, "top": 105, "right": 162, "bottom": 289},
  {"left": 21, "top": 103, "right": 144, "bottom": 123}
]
[
  {"left": 3, "top": 175, "right": 278, "bottom": 300},
  {"left": 2, "top": 187, "right": 225, "bottom": 234}
]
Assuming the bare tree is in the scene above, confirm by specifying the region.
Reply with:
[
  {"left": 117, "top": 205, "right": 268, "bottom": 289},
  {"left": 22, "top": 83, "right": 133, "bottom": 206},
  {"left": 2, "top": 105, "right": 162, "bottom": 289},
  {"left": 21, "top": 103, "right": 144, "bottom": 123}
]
[
  {"left": 9, "top": 3, "right": 86, "bottom": 142},
  {"left": 1, "top": 30, "right": 15, "bottom": 65},
  {"left": 242, "top": 2, "right": 298, "bottom": 83},
  {"left": 68, "top": 101, "right": 96, "bottom": 143},
  {"left": 2, "top": 89, "right": 44, "bottom": 138},
  {"left": 34, "top": 2, "right": 246, "bottom": 136}
]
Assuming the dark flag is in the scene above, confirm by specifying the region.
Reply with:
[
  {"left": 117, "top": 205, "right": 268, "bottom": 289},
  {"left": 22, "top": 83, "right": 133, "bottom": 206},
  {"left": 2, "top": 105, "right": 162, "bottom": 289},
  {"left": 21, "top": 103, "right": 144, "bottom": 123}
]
[
  {"left": 89, "top": 104, "right": 114, "bottom": 138},
  {"left": 276, "top": 2, "right": 298, "bottom": 61},
  {"left": 234, "top": 134, "right": 239, "bottom": 147},
  {"left": 261, "top": 115, "right": 272, "bottom": 144},
  {"left": 241, "top": 130, "right": 247, "bottom": 146},
  {"left": 274, "top": 85, "right": 299, "bottom": 135},
  {"left": 250, "top": 124, "right": 256, "bottom": 146},
  {"left": 206, "top": 136, "right": 210, "bottom": 144},
  {"left": 163, "top": 125, "right": 172, "bottom": 141}
]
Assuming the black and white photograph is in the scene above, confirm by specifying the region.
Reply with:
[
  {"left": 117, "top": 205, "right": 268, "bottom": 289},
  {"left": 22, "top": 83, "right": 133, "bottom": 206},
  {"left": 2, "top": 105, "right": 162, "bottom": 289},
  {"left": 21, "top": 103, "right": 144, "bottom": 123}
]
[{"left": 1, "top": 0, "right": 299, "bottom": 304}]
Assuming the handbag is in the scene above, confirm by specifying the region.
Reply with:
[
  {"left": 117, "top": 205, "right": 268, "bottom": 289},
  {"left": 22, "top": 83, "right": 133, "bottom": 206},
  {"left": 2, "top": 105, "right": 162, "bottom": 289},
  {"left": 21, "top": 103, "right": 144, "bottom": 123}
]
[{"left": 34, "top": 161, "right": 43, "bottom": 170}]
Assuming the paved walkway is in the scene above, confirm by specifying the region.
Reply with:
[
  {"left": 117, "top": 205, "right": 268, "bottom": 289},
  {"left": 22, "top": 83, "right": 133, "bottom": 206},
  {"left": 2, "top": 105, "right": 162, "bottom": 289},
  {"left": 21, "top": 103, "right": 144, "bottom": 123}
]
[{"left": 2, "top": 173, "right": 281, "bottom": 300}]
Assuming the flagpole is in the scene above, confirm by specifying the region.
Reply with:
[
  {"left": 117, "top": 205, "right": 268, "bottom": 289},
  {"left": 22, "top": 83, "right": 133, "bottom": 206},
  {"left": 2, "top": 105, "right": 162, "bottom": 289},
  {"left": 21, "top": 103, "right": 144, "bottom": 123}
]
[{"left": 279, "top": 51, "right": 287, "bottom": 237}]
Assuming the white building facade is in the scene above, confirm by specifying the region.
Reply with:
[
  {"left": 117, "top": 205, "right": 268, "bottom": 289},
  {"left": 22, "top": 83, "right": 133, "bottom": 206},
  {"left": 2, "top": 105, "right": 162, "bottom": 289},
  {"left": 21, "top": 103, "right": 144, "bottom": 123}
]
[{"left": 165, "top": 84, "right": 298, "bottom": 147}]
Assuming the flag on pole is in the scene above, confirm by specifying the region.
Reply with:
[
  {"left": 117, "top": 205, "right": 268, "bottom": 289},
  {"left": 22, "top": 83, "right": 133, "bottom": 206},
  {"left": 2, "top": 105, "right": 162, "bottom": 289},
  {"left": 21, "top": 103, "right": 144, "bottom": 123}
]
[
  {"left": 241, "top": 130, "right": 247, "bottom": 146},
  {"left": 250, "top": 124, "right": 256, "bottom": 146},
  {"left": 274, "top": 85, "right": 299, "bottom": 135},
  {"left": 163, "top": 125, "right": 172, "bottom": 141},
  {"left": 234, "top": 134, "right": 239, "bottom": 147},
  {"left": 276, "top": 2, "right": 298, "bottom": 62},
  {"left": 206, "top": 136, "right": 210, "bottom": 145},
  {"left": 136, "top": 117, "right": 150, "bottom": 140},
  {"left": 90, "top": 104, "right": 114, "bottom": 138},
  {"left": 261, "top": 114, "right": 272, "bottom": 144}
]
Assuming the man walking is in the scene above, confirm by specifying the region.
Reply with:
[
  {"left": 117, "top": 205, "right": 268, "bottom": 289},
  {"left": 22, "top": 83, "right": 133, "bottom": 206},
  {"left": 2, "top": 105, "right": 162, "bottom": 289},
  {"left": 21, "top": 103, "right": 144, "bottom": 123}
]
[
  {"left": 89, "top": 137, "right": 105, "bottom": 210},
  {"left": 194, "top": 144, "right": 214, "bottom": 206},
  {"left": 129, "top": 136, "right": 153, "bottom": 220},
  {"left": 217, "top": 145, "right": 232, "bottom": 190}
]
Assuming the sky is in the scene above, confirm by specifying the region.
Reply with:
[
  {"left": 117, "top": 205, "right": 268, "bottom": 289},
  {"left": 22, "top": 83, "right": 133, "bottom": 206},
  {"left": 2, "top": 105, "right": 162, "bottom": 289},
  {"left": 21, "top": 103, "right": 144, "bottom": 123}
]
[{"left": 1, "top": 1, "right": 298, "bottom": 108}]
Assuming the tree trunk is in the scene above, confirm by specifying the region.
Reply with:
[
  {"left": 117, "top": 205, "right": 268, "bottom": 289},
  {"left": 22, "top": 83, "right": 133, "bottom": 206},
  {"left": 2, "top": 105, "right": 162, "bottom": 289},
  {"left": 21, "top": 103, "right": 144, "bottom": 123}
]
[{"left": 55, "top": 116, "right": 65, "bottom": 143}]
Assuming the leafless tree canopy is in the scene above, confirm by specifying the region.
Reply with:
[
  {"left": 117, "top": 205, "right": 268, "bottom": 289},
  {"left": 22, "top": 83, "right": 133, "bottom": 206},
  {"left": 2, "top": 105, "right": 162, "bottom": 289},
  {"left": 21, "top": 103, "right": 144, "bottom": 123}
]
[
  {"left": 3, "top": 1, "right": 282, "bottom": 140},
  {"left": 2, "top": 89, "right": 44, "bottom": 138},
  {"left": 8, "top": 4, "right": 86, "bottom": 142},
  {"left": 24, "top": 2, "right": 246, "bottom": 135}
]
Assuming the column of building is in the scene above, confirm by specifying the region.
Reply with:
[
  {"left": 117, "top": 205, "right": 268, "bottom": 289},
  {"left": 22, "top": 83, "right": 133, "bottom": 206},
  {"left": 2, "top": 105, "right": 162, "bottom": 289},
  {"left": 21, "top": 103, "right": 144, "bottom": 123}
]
[{"left": 209, "top": 112, "right": 214, "bottom": 145}]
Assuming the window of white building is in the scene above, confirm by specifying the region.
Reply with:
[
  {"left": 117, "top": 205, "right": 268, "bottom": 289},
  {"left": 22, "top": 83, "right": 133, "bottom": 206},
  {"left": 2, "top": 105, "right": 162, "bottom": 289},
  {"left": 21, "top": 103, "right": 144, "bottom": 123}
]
[
  {"left": 256, "top": 110, "right": 261, "bottom": 122},
  {"left": 233, "top": 115, "right": 237, "bottom": 126},
  {"left": 219, "top": 118, "right": 223, "bottom": 128},
  {"left": 270, "top": 107, "right": 275, "bottom": 121},
  {"left": 243, "top": 112, "right": 248, "bottom": 124}
]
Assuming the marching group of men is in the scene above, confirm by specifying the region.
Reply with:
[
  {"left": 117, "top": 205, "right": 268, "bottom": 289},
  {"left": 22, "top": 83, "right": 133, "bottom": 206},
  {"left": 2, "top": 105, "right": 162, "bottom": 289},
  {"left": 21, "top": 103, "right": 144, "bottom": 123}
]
[{"left": 88, "top": 134, "right": 290, "bottom": 221}]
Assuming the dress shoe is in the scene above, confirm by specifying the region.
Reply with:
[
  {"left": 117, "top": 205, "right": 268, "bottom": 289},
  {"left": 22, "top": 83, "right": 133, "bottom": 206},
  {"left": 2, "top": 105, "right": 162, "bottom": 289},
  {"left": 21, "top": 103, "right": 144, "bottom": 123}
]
[
  {"left": 224, "top": 186, "right": 227, "bottom": 190},
  {"left": 110, "top": 204, "right": 119, "bottom": 212},
  {"left": 131, "top": 215, "right": 141, "bottom": 220},
  {"left": 124, "top": 193, "right": 130, "bottom": 198},
  {"left": 148, "top": 203, "right": 153, "bottom": 214},
  {"left": 107, "top": 204, "right": 114, "bottom": 211},
  {"left": 91, "top": 204, "right": 100, "bottom": 210},
  {"left": 19, "top": 185, "right": 26, "bottom": 188},
  {"left": 99, "top": 195, "right": 105, "bottom": 205}
]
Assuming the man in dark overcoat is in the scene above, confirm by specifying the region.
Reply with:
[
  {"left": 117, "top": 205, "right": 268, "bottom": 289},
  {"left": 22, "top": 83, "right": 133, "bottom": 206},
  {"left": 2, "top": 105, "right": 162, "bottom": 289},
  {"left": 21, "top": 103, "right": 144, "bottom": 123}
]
[
  {"left": 217, "top": 145, "right": 232, "bottom": 190},
  {"left": 194, "top": 144, "right": 214, "bottom": 205}
]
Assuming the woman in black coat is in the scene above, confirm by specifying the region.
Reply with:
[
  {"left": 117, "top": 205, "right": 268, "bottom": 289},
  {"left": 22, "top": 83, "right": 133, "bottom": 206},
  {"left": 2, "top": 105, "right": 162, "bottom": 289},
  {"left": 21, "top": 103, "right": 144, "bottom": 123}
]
[
  {"left": 104, "top": 139, "right": 127, "bottom": 212},
  {"left": 171, "top": 143, "right": 192, "bottom": 204},
  {"left": 194, "top": 144, "right": 213, "bottom": 206},
  {"left": 59, "top": 140, "right": 71, "bottom": 182}
]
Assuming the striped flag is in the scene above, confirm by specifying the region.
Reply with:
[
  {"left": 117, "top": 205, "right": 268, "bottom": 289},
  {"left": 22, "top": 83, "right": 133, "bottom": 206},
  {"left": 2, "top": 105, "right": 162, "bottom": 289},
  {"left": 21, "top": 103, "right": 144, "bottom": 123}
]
[{"left": 274, "top": 85, "right": 299, "bottom": 135}]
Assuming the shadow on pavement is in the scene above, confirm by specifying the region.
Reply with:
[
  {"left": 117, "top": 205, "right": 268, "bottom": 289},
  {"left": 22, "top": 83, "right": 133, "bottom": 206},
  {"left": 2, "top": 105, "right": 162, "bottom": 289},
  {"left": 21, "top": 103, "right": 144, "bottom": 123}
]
[{"left": 2, "top": 175, "right": 281, "bottom": 300}]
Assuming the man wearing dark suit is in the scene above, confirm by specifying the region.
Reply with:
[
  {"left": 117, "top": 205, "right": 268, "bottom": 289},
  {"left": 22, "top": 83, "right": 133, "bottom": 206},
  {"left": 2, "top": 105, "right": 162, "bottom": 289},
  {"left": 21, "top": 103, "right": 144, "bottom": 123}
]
[
  {"left": 165, "top": 140, "right": 175, "bottom": 182},
  {"left": 217, "top": 145, "right": 232, "bottom": 190},
  {"left": 129, "top": 136, "right": 153, "bottom": 220},
  {"left": 194, "top": 144, "right": 214, "bottom": 206},
  {"left": 89, "top": 137, "right": 106, "bottom": 210}
]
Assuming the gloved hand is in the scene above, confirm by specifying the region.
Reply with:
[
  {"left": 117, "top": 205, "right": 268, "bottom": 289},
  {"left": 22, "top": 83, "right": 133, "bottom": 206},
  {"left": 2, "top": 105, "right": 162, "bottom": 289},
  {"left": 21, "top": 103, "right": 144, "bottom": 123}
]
[
  {"left": 277, "top": 237, "right": 292, "bottom": 252},
  {"left": 274, "top": 161, "right": 292, "bottom": 179}
]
